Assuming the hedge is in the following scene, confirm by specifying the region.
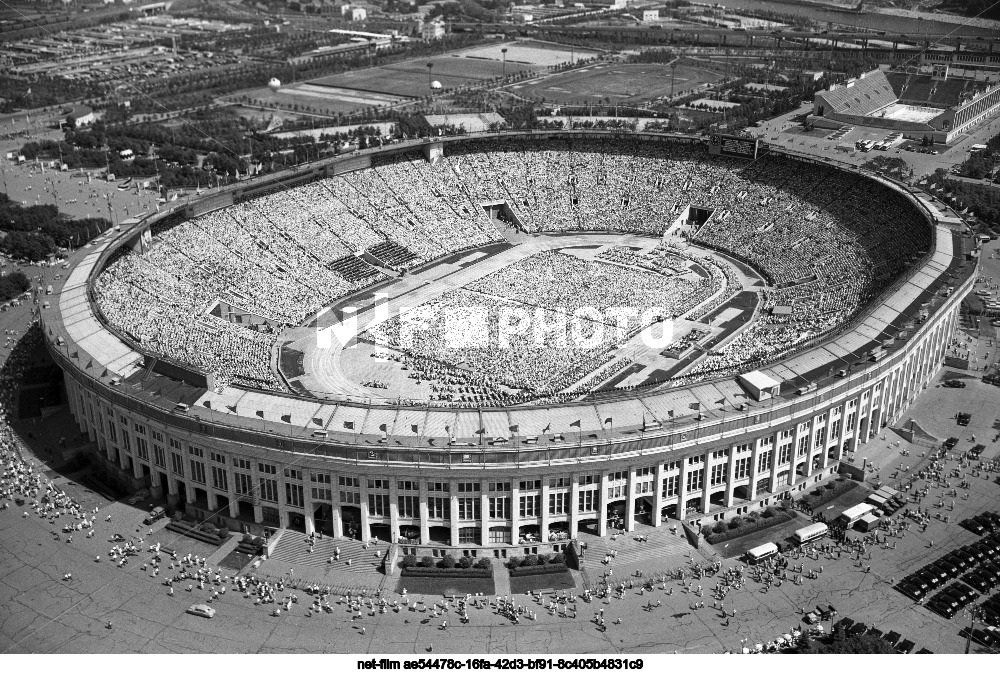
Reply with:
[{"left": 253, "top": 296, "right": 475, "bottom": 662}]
[
  {"left": 703, "top": 508, "right": 797, "bottom": 545},
  {"left": 799, "top": 478, "right": 859, "bottom": 510},
  {"left": 508, "top": 563, "right": 570, "bottom": 577},
  {"left": 401, "top": 567, "right": 492, "bottom": 578}
]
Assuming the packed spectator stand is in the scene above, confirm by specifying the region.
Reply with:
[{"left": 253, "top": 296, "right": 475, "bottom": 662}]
[{"left": 94, "top": 137, "right": 930, "bottom": 399}]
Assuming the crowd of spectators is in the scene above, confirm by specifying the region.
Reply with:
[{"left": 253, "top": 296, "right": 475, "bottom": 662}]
[{"left": 94, "top": 139, "right": 929, "bottom": 396}]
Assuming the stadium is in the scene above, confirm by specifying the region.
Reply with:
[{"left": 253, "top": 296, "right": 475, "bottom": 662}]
[
  {"left": 810, "top": 66, "right": 1000, "bottom": 144},
  {"left": 42, "top": 131, "right": 977, "bottom": 562}
]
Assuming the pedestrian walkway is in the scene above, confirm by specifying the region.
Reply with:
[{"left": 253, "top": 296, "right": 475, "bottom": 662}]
[
  {"left": 491, "top": 558, "right": 511, "bottom": 597},
  {"left": 205, "top": 532, "right": 243, "bottom": 568},
  {"left": 267, "top": 531, "right": 385, "bottom": 574}
]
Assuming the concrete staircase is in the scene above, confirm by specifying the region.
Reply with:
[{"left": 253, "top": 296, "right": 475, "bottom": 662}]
[
  {"left": 577, "top": 522, "right": 694, "bottom": 569},
  {"left": 267, "top": 531, "right": 385, "bottom": 574}
]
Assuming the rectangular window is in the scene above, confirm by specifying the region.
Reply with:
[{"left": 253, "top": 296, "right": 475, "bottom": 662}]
[
  {"left": 830, "top": 419, "right": 842, "bottom": 438},
  {"left": 368, "top": 493, "right": 388, "bottom": 517},
  {"left": 153, "top": 444, "right": 165, "bottom": 468},
  {"left": 312, "top": 487, "right": 332, "bottom": 502},
  {"left": 398, "top": 495, "right": 418, "bottom": 518},
  {"left": 152, "top": 430, "right": 163, "bottom": 443},
  {"left": 169, "top": 453, "right": 184, "bottom": 476},
  {"left": 428, "top": 482, "right": 449, "bottom": 493},
  {"left": 846, "top": 412, "right": 856, "bottom": 431},
  {"left": 578, "top": 475, "right": 597, "bottom": 486},
  {"left": 797, "top": 436, "right": 809, "bottom": 457},
  {"left": 121, "top": 432, "right": 131, "bottom": 453},
  {"left": 311, "top": 472, "right": 331, "bottom": 485},
  {"left": 338, "top": 476, "right": 359, "bottom": 488},
  {"left": 548, "top": 477, "right": 570, "bottom": 488},
  {"left": 211, "top": 465, "right": 228, "bottom": 492},
  {"left": 286, "top": 482, "right": 304, "bottom": 508},
  {"left": 188, "top": 445, "right": 204, "bottom": 458},
  {"left": 578, "top": 490, "right": 596, "bottom": 512},
  {"left": 489, "top": 497, "right": 510, "bottom": 519},
  {"left": 259, "top": 478, "right": 278, "bottom": 503},
  {"left": 428, "top": 497, "right": 450, "bottom": 519},
  {"left": 710, "top": 464, "right": 726, "bottom": 486},
  {"left": 548, "top": 492, "right": 570, "bottom": 515},
  {"left": 518, "top": 480, "right": 541, "bottom": 491},
  {"left": 397, "top": 480, "right": 417, "bottom": 491},
  {"left": 686, "top": 468, "right": 704, "bottom": 493},
  {"left": 189, "top": 460, "right": 206, "bottom": 484},
  {"left": 235, "top": 458, "right": 251, "bottom": 471},
  {"left": 457, "top": 482, "right": 480, "bottom": 493},
  {"left": 135, "top": 437, "right": 149, "bottom": 461},
  {"left": 519, "top": 494, "right": 540, "bottom": 518},
  {"left": 368, "top": 479, "right": 388, "bottom": 490},
  {"left": 458, "top": 497, "right": 481, "bottom": 520},
  {"left": 815, "top": 428, "right": 826, "bottom": 446},
  {"left": 169, "top": 437, "right": 182, "bottom": 451},
  {"left": 258, "top": 462, "right": 277, "bottom": 475},
  {"left": 489, "top": 482, "right": 511, "bottom": 492},
  {"left": 458, "top": 527, "right": 479, "bottom": 544},
  {"left": 339, "top": 491, "right": 361, "bottom": 505},
  {"left": 210, "top": 451, "right": 225, "bottom": 465},
  {"left": 133, "top": 423, "right": 147, "bottom": 436},
  {"left": 661, "top": 474, "right": 679, "bottom": 497},
  {"left": 235, "top": 472, "right": 253, "bottom": 497},
  {"left": 778, "top": 444, "right": 791, "bottom": 465},
  {"left": 734, "top": 457, "right": 751, "bottom": 480}
]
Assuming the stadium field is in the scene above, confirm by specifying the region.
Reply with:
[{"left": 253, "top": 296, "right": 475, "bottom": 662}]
[
  {"left": 238, "top": 82, "right": 408, "bottom": 115},
  {"left": 454, "top": 40, "right": 601, "bottom": 67},
  {"left": 509, "top": 63, "right": 723, "bottom": 104},
  {"left": 308, "top": 55, "right": 543, "bottom": 98}
]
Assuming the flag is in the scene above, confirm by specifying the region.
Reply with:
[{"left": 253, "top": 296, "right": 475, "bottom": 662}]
[
  {"left": 227, "top": 405, "right": 238, "bottom": 413},
  {"left": 509, "top": 424, "right": 519, "bottom": 433},
  {"left": 85, "top": 359, "right": 93, "bottom": 370},
  {"left": 569, "top": 419, "right": 581, "bottom": 428},
  {"left": 379, "top": 423, "right": 387, "bottom": 432},
  {"left": 344, "top": 420, "right": 355, "bottom": 430},
  {"left": 312, "top": 417, "right": 323, "bottom": 426},
  {"left": 604, "top": 417, "right": 612, "bottom": 425},
  {"left": 281, "top": 413, "right": 291, "bottom": 423},
  {"left": 689, "top": 401, "right": 701, "bottom": 411},
  {"left": 411, "top": 424, "right": 419, "bottom": 433},
  {"left": 255, "top": 410, "right": 264, "bottom": 418},
  {"left": 667, "top": 409, "right": 674, "bottom": 418},
  {"left": 542, "top": 422, "right": 551, "bottom": 433},
  {"left": 203, "top": 401, "right": 212, "bottom": 409}
]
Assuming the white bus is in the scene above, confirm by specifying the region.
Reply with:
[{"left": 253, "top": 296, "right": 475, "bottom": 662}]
[
  {"left": 837, "top": 503, "right": 875, "bottom": 528},
  {"left": 793, "top": 522, "right": 829, "bottom": 545},
  {"left": 746, "top": 542, "right": 779, "bottom": 564}
]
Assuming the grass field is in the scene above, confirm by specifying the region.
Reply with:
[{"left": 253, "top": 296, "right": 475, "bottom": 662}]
[
  {"left": 455, "top": 41, "right": 601, "bottom": 67},
  {"left": 309, "top": 55, "right": 543, "bottom": 99},
  {"left": 238, "top": 82, "right": 408, "bottom": 115},
  {"left": 395, "top": 574, "right": 496, "bottom": 597},
  {"left": 509, "top": 63, "right": 723, "bottom": 104},
  {"left": 509, "top": 570, "right": 577, "bottom": 594}
]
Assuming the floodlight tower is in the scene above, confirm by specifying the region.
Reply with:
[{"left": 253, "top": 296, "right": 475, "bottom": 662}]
[{"left": 502, "top": 47, "right": 508, "bottom": 81}]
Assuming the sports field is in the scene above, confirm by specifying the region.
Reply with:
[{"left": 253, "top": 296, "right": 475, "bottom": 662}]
[
  {"left": 454, "top": 40, "right": 601, "bottom": 67},
  {"left": 509, "top": 63, "right": 723, "bottom": 104},
  {"left": 309, "top": 55, "right": 544, "bottom": 99},
  {"left": 238, "top": 82, "right": 409, "bottom": 115}
]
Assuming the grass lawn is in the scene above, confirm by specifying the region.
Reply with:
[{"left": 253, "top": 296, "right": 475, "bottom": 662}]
[
  {"left": 713, "top": 515, "right": 807, "bottom": 560},
  {"left": 509, "top": 570, "right": 576, "bottom": 594},
  {"left": 395, "top": 574, "right": 495, "bottom": 597}
]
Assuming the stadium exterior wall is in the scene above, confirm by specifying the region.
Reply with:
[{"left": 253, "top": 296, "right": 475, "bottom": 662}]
[{"left": 46, "top": 131, "right": 971, "bottom": 554}]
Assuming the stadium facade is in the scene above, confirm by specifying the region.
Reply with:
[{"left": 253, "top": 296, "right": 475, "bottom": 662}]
[
  {"left": 810, "top": 66, "right": 1000, "bottom": 143},
  {"left": 44, "top": 131, "right": 977, "bottom": 559}
]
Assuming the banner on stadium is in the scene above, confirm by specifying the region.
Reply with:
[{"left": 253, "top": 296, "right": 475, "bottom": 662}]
[{"left": 708, "top": 134, "right": 759, "bottom": 160}]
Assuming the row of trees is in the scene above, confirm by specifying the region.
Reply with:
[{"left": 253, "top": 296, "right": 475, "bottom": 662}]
[
  {"left": 0, "top": 194, "right": 109, "bottom": 262},
  {"left": 0, "top": 271, "right": 31, "bottom": 303}
]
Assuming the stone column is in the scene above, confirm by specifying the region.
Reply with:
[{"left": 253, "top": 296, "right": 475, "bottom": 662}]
[
  {"left": 418, "top": 481, "right": 430, "bottom": 545},
  {"left": 450, "top": 483, "right": 460, "bottom": 547},
  {"left": 597, "top": 472, "right": 609, "bottom": 537},
  {"left": 653, "top": 463, "right": 665, "bottom": 526},
  {"left": 359, "top": 479, "right": 371, "bottom": 543},
  {"left": 625, "top": 469, "right": 637, "bottom": 533},
  {"left": 511, "top": 483, "right": 521, "bottom": 545},
  {"left": 480, "top": 479, "right": 489, "bottom": 547},
  {"left": 389, "top": 480, "right": 400, "bottom": 544},
  {"left": 541, "top": 478, "right": 551, "bottom": 542}
]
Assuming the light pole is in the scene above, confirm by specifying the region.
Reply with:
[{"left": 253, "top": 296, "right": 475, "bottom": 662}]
[
  {"left": 427, "top": 62, "right": 434, "bottom": 89},
  {"left": 502, "top": 46, "right": 508, "bottom": 81},
  {"left": 670, "top": 62, "right": 678, "bottom": 100}
]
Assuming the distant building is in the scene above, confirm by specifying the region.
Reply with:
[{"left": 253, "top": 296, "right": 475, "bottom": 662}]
[
  {"left": 810, "top": 67, "right": 1000, "bottom": 144},
  {"left": 801, "top": 71, "right": 824, "bottom": 84},
  {"left": 642, "top": 9, "right": 658, "bottom": 21},
  {"left": 421, "top": 17, "right": 446, "bottom": 40},
  {"left": 351, "top": 7, "right": 367, "bottom": 20},
  {"left": 64, "top": 105, "right": 94, "bottom": 128}
]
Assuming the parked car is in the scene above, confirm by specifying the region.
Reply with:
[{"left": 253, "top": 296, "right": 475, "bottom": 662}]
[
  {"left": 944, "top": 380, "right": 967, "bottom": 388},
  {"left": 143, "top": 506, "right": 166, "bottom": 525}
]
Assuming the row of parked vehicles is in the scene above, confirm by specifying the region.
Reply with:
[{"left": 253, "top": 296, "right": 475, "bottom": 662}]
[
  {"left": 896, "top": 531, "right": 1000, "bottom": 621},
  {"left": 832, "top": 618, "right": 926, "bottom": 653},
  {"left": 960, "top": 510, "right": 1000, "bottom": 536}
]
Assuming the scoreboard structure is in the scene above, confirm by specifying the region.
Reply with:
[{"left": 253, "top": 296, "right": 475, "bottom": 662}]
[{"left": 708, "top": 133, "right": 759, "bottom": 159}]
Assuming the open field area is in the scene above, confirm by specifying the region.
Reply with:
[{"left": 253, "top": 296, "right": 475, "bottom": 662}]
[
  {"left": 454, "top": 41, "right": 602, "bottom": 68},
  {"left": 307, "top": 54, "right": 545, "bottom": 100},
  {"left": 509, "top": 63, "right": 723, "bottom": 104},
  {"left": 237, "top": 82, "right": 410, "bottom": 115}
]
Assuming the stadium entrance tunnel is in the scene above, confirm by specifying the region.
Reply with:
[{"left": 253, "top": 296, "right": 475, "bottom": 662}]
[
  {"left": 342, "top": 506, "right": 362, "bottom": 539},
  {"left": 370, "top": 523, "right": 391, "bottom": 542},
  {"left": 287, "top": 511, "right": 307, "bottom": 533},
  {"left": 577, "top": 518, "right": 598, "bottom": 536},
  {"left": 481, "top": 201, "right": 525, "bottom": 231},
  {"left": 429, "top": 526, "right": 450, "bottom": 544},
  {"left": 314, "top": 504, "right": 335, "bottom": 536},
  {"left": 634, "top": 498, "right": 654, "bottom": 526}
]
